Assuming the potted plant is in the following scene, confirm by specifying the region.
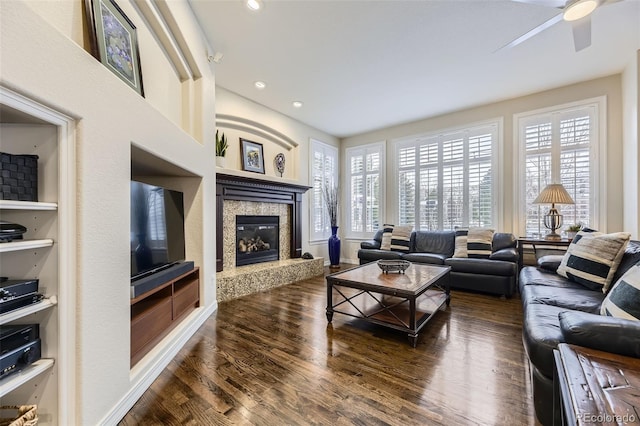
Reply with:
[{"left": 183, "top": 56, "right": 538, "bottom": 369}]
[
  {"left": 566, "top": 223, "right": 582, "bottom": 240},
  {"left": 215, "top": 129, "right": 228, "bottom": 168},
  {"left": 322, "top": 183, "right": 340, "bottom": 268}
]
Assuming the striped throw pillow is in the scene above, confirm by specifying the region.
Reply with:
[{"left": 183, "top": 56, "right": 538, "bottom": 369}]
[
  {"left": 467, "top": 227, "right": 494, "bottom": 259},
  {"left": 453, "top": 228, "right": 468, "bottom": 258},
  {"left": 600, "top": 264, "right": 640, "bottom": 320},
  {"left": 390, "top": 225, "right": 412, "bottom": 252},
  {"left": 380, "top": 224, "right": 394, "bottom": 251},
  {"left": 557, "top": 231, "right": 631, "bottom": 292}
]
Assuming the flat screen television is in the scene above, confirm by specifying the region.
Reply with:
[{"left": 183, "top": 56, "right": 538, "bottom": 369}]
[{"left": 130, "top": 180, "right": 186, "bottom": 281}]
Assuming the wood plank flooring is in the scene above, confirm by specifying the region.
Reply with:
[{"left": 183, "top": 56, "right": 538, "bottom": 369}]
[{"left": 120, "top": 265, "right": 538, "bottom": 425}]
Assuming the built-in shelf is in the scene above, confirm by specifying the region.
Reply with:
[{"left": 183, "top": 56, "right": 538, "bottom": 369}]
[
  {"left": 0, "top": 297, "right": 57, "bottom": 325},
  {"left": 0, "top": 239, "right": 54, "bottom": 253},
  {"left": 0, "top": 359, "right": 55, "bottom": 397},
  {"left": 0, "top": 200, "right": 58, "bottom": 211}
]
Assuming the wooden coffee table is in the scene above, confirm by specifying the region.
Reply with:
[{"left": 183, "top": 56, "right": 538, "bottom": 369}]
[{"left": 326, "top": 262, "right": 451, "bottom": 347}]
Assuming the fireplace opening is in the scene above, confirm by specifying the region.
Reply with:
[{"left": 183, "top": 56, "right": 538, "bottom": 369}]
[{"left": 236, "top": 215, "right": 279, "bottom": 267}]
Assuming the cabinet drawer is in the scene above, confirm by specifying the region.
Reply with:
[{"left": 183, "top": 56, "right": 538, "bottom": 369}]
[
  {"left": 131, "top": 297, "right": 172, "bottom": 357},
  {"left": 173, "top": 279, "right": 199, "bottom": 319}
]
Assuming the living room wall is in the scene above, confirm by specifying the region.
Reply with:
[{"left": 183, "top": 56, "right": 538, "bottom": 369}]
[
  {"left": 622, "top": 51, "right": 640, "bottom": 239},
  {"left": 341, "top": 74, "right": 626, "bottom": 263},
  {"left": 1, "top": 1, "right": 216, "bottom": 424}
]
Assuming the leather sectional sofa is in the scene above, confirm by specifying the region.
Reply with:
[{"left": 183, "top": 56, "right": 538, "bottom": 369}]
[
  {"left": 358, "top": 230, "right": 518, "bottom": 297},
  {"left": 520, "top": 239, "right": 640, "bottom": 425}
]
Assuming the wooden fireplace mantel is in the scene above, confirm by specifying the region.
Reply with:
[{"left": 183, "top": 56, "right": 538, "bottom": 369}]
[{"left": 216, "top": 172, "right": 311, "bottom": 272}]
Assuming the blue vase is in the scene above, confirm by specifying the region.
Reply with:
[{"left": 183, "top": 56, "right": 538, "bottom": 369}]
[{"left": 328, "top": 226, "right": 341, "bottom": 267}]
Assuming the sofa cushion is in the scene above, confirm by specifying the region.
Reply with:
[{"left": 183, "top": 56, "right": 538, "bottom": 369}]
[
  {"left": 467, "top": 227, "right": 494, "bottom": 258},
  {"left": 445, "top": 257, "right": 515, "bottom": 276},
  {"left": 522, "top": 304, "right": 568, "bottom": 378},
  {"left": 601, "top": 264, "right": 640, "bottom": 320},
  {"left": 380, "top": 224, "right": 394, "bottom": 250},
  {"left": 557, "top": 231, "right": 631, "bottom": 292},
  {"left": 521, "top": 283, "right": 604, "bottom": 313},
  {"left": 519, "top": 266, "right": 588, "bottom": 294},
  {"left": 493, "top": 232, "right": 517, "bottom": 251},
  {"left": 412, "top": 231, "right": 455, "bottom": 256},
  {"left": 402, "top": 252, "right": 447, "bottom": 265},
  {"left": 390, "top": 225, "right": 412, "bottom": 252}
]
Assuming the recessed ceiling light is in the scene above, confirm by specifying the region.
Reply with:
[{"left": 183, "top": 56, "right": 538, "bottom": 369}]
[
  {"left": 247, "top": 0, "right": 262, "bottom": 11},
  {"left": 563, "top": 0, "right": 598, "bottom": 22},
  {"left": 254, "top": 81, "right": 266, "bottom": 90},
  {"left": 292, "top": 101, "right": 303, "bottom": 108}
]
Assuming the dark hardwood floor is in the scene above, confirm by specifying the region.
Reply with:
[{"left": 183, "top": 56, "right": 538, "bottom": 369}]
[{"left": 120, "top": 265, "right": 537, "bottom": 425}]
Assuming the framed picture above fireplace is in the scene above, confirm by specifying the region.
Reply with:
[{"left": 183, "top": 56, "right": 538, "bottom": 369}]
[{"left": 241, "top": 138, "right": 265, "bottom": 174}]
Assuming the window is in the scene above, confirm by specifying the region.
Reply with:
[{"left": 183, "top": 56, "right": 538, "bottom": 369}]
[
  {"left": 345, "top": 142, "right": 384, "bottom": 238},
  {"left": 395, "top": 122, "right": 499, "bottom": 230},
  {"left": 310, "top": 139, "right": 338, "bottom": 241},
  {"left": 517, "top": 100, "right": 602, "bottom": 237}
]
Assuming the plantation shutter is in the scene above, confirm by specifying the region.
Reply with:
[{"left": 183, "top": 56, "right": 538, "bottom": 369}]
[
  {"left": 310, "top": 140, "right": 338, "bottom": 240},
  {"left": 395, "top": 123, "right": 497, "bottom": 231},
  {"left": 346, "top": 143, "right": 384, "bottom": 238},
  {"left": 522, "top": 106, "right": 594, "bottom": 237}
]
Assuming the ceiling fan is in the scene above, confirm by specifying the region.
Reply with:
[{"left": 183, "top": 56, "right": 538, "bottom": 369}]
[{"left": 501, "top": 0, "right": 621, "bottom": 52}]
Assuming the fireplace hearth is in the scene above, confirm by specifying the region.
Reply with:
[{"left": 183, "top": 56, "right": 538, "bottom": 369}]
[{"left": 236, "top": 215, "right": 279, "bottom": 267}]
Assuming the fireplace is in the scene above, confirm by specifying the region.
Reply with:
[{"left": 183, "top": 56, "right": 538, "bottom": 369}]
[
  {"left": 216, "top": 173, "right": 311, "bottom": 272},
  {"left": 236, "top": 215, "right": 279, "bottom": 266}
]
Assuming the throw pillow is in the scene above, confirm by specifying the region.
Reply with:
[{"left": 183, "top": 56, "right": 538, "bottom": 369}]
[
  {"left": 390, "top": 225, "right": 412, "bottom": 252},
  {"left": 557, "top": 231, "right": 631, "bottom": 292},
  {"left": 467, "top": 227, "right": 495, "bottom": 259},
  {"left": 380, "top": 224, "right": 394, "bottom": 251},
  {"left": 453, "top": 228, "right": 468, "bottom": 258},
  {"left": 600, "top": 264, "right": 640, "bottom": 320}
]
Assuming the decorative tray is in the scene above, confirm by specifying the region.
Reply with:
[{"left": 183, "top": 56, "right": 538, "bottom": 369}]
[{"left": 377, "top": 259, "right": 411, "bottom": 274}]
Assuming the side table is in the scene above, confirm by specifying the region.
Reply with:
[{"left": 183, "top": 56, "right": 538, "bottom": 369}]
[
  {"left": 517, "top": 237, "right": 572, "bottom": 271},
  {"left": 553, "top": 343, "right": 640, "bottom": 425}
]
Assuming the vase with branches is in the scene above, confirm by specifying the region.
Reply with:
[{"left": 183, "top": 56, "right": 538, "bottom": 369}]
[{"left": 323, "top": 183, "right": 340, "bottom": 268}]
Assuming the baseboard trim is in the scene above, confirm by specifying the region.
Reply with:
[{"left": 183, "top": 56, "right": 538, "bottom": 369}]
[{"left": 99, "top": 302, "right": 218, "bottom": 425}]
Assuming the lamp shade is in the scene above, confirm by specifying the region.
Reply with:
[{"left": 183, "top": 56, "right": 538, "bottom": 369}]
[{"left": 533, "top": 184, "right": 575, "bottom": 205}]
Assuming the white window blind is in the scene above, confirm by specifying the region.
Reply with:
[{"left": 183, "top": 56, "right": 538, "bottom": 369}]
[
  {"left": 310, "top": 140, "right": 338, "bottom": 241},
  {"left": 396, "top": 123, "right": 498, "bottom": 230},
  {"left": 520, "top": 104, "right": 596, "bottom": 237},
  {"left": 346, "top": 142, "right": 384, "bottom": 238}
]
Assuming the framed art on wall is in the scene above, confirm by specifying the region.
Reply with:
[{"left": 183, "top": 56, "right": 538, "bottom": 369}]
[
  {"left": 85, "top": 0, "right": 145, "bottom": 96},
  {"left": 241, "top": 139, "right": 265, "bottom": 174}
]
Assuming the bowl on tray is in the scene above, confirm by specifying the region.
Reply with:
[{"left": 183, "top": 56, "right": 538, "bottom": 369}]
[{"left": 377, "top": 259, "right": 411, "bottom": 274}]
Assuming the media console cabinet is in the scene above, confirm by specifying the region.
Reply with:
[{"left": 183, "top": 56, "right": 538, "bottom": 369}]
[{"left": 130, "top": 267, "right": 200, "bottom": 366}]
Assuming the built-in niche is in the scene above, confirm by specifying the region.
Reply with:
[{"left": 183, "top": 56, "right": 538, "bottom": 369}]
[{"left": 130, "top": 145, "right": 203, "bottom": 366}]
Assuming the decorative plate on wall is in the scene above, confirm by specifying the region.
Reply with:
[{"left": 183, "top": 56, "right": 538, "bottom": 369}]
[{"left": 274, "top": 153, "right": 285, "bottom": 177}]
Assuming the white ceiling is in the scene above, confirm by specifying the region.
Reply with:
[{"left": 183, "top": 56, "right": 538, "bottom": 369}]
[{"left": 189, "top": 0, "right": 640, "bottom": 138}]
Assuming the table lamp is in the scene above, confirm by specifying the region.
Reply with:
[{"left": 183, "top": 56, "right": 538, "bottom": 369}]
[{"left": 533, "top": 183, "right": 575, "bottom": 240}]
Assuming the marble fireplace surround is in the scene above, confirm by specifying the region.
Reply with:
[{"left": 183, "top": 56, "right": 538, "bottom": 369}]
[
  {"left": 215, "top": 172, "right": 323, "bottom": 302},
  {"left": 216, "top": 172, "right": 311, "bottom": 272}
]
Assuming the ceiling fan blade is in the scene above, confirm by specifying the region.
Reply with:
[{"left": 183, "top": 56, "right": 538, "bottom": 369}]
[
  {"left": 495, "top": 12, "right": 563, "bottom": 52},
  {"left": 510, "top": 0, "right": 565, "bottom": 8},
  {"left": 572, "top": 15, "right": 592, "bottom": 51}
]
